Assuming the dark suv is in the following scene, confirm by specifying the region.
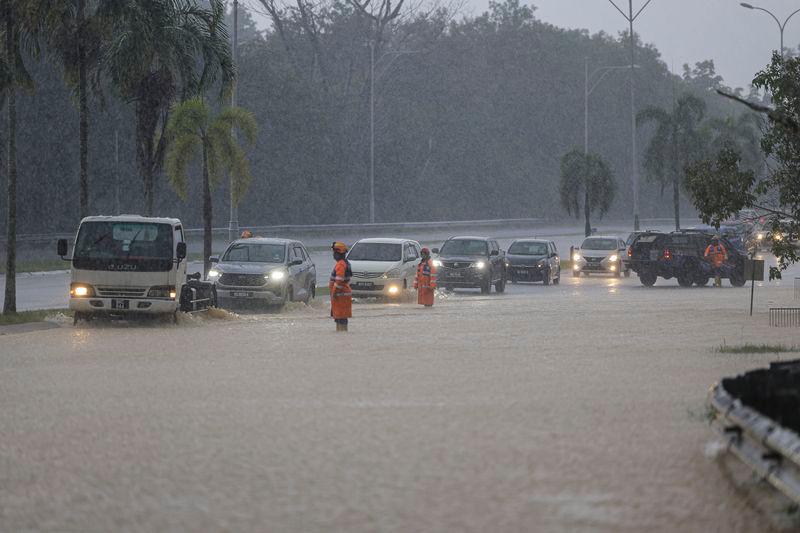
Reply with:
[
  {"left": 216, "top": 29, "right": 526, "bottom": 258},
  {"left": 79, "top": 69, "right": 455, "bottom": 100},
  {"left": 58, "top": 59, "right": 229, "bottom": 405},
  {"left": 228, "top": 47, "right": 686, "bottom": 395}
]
[
  {"left": 433, "top": 236, "right": 507, "bottom": 293},
  {"left": 628, "top": 231, "right": 746, "bottom": 287}
]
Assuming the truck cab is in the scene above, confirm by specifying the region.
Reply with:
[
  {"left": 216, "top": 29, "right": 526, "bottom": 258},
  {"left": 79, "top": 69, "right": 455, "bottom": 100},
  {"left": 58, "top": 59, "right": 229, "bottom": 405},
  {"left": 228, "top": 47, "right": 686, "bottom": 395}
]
[{"left": 59, "top": 215, "right": 189, "bottom": 321}]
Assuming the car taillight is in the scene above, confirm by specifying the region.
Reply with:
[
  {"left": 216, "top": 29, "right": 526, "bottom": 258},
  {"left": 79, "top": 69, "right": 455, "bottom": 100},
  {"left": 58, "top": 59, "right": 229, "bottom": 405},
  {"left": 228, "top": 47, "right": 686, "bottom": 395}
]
[
  {"left": 627, "top": 247, "right": 632, "bottom": 257},
  {"left": 663, "top": 249, "right": 672, "bottom": 260}
]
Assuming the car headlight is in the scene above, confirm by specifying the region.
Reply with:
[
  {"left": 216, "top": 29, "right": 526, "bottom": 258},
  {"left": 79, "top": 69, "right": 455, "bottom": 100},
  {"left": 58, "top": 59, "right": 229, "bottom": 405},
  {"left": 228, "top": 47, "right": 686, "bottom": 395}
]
[
  {"left": 208, "top": 269, "right": 220, "bottom": 278},
  {"left": 70, "top": 283, "right": 95, "bottom": 298},
  {"left": 148, "top": 285, "right": 177, "bottom": 299},
  {"left": 473, "top": 260, "right": 486, "bottom": 270},
  {"left": 432, "top": 259, "right": 443, "bottom": 267},
  {"left": 609, "top": 254, "right": 618, "bottom": 262},
  {"left": 268, "top": 269, "right": 287, "bottom": 281},
  {"left": 573, "top": 253, "right": 581, "bottom": 262},
  {"left": 387, "top": 285, "right": 400, "bottom": 295},
  {"left": 756, "top": 232, "right": 764, "bottom": 241}
]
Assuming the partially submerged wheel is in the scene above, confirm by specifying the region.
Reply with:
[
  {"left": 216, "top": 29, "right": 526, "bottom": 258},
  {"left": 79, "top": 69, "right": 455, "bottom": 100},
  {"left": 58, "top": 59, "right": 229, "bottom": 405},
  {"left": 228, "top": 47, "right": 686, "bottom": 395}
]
[
  {"left": 677, "top": 274, "right": 694, "bottom": 287},
  {"left": 542, "top": 268, "right": 550, "bottom": 286},
  {"left": 730, "top": 272, "right": 746, "bottom": 287},
  {"left": 481, "top": 278, "right": 491, "bottom": 294},
  {"left": 495, "top": 274, "right": 506, "bottom": 293},
  {"left": 694, "top": 276, "right": 710, "bottom": 286}
]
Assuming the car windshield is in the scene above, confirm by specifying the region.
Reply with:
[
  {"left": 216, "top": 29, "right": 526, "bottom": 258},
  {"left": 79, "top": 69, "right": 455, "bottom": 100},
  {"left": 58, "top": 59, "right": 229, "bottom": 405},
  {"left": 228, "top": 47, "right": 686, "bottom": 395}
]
[
  {"left": 348, "top": 242, "right": 402, "bottom": 261},
  {"left": 223, "top": 243, "right": 286, "bottom": 263},
  {"left": 582, "top": 238, "right": 617, "bottom": 250},
  {"left": 440, "top": 239, "right": 488, "bottom": 256},
  {"left": 508, "top": 241, "right": 548, "bottom": 256}
]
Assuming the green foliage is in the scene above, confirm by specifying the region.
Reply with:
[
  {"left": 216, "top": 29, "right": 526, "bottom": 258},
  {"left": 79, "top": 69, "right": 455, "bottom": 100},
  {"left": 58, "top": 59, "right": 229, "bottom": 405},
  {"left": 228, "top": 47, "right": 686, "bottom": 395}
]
[
  {"left": 685, "top": 148, "right": 755, "bottom": 225},
  {"left": 559, "top": 149, "right": 615, "bottom": 235}
]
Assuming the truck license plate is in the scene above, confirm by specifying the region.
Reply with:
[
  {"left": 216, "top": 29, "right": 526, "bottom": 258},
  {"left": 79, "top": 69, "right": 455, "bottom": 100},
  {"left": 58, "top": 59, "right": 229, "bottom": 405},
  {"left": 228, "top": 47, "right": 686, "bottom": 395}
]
[
  {"left": 353, "top": 282, "right": 373, "bottom": 288},
  {"left": 111, "top": 299, "right": 129, "bottom": 310},
  {"left": 232, "top": 291, "right": 252, "bottom": 298}
]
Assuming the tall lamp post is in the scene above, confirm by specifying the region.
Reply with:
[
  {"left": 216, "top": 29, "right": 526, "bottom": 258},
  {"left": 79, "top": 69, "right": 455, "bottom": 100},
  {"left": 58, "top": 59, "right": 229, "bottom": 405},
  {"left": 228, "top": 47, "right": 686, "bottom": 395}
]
[
  {"left": 606, "top": 0, "right": 656, "bottom": 231},
  {"left": 228, "top": 0, "right": 240, "bottom": 242},
  {"left": 740, "top": 3, "right": 800, "bottom": 58},
  {"left": 584, "top": 59, "right": 632, "bottom": 155}
]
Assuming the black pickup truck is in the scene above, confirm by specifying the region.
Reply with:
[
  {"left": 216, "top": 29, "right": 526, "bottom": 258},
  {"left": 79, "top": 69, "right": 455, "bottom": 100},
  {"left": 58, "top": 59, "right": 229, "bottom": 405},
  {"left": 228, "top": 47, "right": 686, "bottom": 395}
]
[{"left": 628, "top": 231, "right": 746, "bottom": 287}]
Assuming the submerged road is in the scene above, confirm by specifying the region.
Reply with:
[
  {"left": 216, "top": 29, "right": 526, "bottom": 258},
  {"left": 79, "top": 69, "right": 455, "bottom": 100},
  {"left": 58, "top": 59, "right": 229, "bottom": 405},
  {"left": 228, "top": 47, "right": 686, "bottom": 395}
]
[{"left": 3, "top": 271, "right": 800, "bottom": 531}]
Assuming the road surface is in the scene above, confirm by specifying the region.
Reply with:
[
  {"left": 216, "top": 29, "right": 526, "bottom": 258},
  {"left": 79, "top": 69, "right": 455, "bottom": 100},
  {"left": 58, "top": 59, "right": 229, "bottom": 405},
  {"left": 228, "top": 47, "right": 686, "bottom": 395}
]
[{"left": 3, "top": 269, "right": 800, "bottom": 531}]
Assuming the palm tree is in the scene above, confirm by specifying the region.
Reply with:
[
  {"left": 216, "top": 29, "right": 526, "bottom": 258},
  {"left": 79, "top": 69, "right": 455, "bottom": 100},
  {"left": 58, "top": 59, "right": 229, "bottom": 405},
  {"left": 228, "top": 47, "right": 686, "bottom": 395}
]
[
  {"left": 637, "top": 94, "right": 706, "bottom": 230},
  {"left": 102, "top": 0, "right": 234, "bottom": 215},
  {"left": 559, "top": 149, "right": 616, "bottom": 237},
  {"left": 165, "top": 98, "right": 257, "bottom": 276},
  {"left": 1, "top": 1, "right": 39, "bottom": 315},
  {"left": 40, "top": 0, "right": 110, "bottom": 219}
]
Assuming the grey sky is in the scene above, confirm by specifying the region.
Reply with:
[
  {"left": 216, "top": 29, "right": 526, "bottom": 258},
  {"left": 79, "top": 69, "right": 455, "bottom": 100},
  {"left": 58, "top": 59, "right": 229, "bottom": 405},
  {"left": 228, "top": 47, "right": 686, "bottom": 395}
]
[{"left": 479, "top": 0, "right": 800, "bottom": 89}]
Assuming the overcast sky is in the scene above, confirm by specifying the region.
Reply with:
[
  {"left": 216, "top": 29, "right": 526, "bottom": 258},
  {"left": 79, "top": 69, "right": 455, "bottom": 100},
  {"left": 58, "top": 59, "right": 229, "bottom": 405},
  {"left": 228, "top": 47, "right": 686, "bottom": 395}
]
[{"left": 475, "top": 0, "right": 800, "bottom": 89}]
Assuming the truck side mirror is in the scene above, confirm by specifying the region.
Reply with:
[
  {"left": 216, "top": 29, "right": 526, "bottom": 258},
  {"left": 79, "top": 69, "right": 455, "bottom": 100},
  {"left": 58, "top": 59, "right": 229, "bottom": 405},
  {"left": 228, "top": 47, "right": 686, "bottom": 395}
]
[
  {"left": 176, "top": 242, "right": 187, "bottom": 261},
  {"left": 490, "top": 249, "right": 499, "bottom": 256},
  {"left": 57, "top": 238, "right": 68, "bottom": 258},
  {"left": 432, "top": 248, "right": 439, "bottom": 254},
  {"left": 209, "top": 255, "right": 219, "bottom": 263}
]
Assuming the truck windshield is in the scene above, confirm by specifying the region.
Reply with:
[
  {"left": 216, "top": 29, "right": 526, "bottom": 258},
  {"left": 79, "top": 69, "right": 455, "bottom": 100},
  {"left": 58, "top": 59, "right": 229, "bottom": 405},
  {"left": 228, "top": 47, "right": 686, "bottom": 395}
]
[
  {"left": 223, "top": 243, "right": 286, "bottom": 263},
  {"left": 348, "top": 243, "right": 402, "bottom": 261},
  {"left": 440, "top": 239, "right": 487, "bottom": 256},
  {"left": 508, "top": 242, "right": 548, "bottom": 256},
  {"left": 73, "top": 221, "right": 174, "bottom": 272}
]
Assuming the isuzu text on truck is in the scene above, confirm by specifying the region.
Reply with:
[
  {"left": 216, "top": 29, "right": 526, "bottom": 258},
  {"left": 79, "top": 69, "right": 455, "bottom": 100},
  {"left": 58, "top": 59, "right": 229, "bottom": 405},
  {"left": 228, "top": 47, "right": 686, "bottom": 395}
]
[{"left": 58, "top": 215, "right": 215, "bottom": 322}]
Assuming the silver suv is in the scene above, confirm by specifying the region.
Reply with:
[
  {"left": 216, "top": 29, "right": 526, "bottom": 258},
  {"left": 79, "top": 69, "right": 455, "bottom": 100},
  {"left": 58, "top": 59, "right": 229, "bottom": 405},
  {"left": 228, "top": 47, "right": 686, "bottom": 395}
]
[{"left": 208, "top": 238, "right": 316, "bottom": 307}]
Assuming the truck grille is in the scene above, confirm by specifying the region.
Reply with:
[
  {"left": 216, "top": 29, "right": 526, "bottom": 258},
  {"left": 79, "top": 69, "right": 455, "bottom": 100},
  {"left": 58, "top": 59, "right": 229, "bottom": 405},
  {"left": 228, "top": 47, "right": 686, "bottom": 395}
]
[
  {"left": 218, "top": 274, "right": 267, "bottom": 287},
  {"left": 96, "top": 286, "right": 148, "bottom": 298},
  {"left": 442, "top": 261, "right": 472, "bottom": 269}
]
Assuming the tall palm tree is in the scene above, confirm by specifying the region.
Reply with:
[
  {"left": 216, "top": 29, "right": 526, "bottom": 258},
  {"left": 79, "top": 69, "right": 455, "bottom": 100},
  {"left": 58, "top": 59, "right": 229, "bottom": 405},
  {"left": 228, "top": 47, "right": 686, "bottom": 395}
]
[
  {"left": 559, "top": 149, "right": 616, "bottom": 237},
  {"left": 103, "top": 0, "right": 234, "bottom": 216},
  {"left": 637, "top": 94, "right": 706, "bottom": 231},
  {"left": 165, "top": 98, "right": 257, "bottom": 276},
  {"left": 40, "top": 0, "right": 110, "bottom": 219},
  {"left": 1, "top": 1, "right": 39, "bottom": 315}
]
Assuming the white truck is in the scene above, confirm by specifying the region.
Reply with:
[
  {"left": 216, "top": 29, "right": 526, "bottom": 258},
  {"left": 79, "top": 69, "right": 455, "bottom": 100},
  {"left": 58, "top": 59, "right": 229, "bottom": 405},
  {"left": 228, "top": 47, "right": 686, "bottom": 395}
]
[{"left": 58, "top": 215, "right": 215, "bottom": 323}]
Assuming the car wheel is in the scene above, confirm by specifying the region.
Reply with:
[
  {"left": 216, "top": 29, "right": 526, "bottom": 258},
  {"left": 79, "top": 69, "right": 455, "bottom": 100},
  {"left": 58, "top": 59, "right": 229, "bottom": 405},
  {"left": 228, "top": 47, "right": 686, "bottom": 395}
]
[
  {"left": 554, "top": 268, "right": 560, "bottom": 285},
  {"left": 481, "top": 277, "right": 491, "bottom": 294},
  {"left": 283, "top": 286, "right": 293, "bottom": 306},
  {"left": 73, "top": 312, "right": 85, "bottom": 325},
  {"left": 542, "top": 267, "right": 550, "bottom": 286},
  {"left": 694, "top": 276, "right": 710, "bottom": 286},
  {"left": 572, "top": 268, "right": 580, "bottom": 277},
  {"left": 495, "top": 274, "right": 506, "bottom": 293},
  {"left": 624, "top": 268, "right": 631, "bottom": 278},
  {"left": 730, "top": 272, "right": 746, "bottom": 287},
  {"left": 639, "top": 271, "right": 657, "bottom": 287},
  {"left": 614, "top": 262, "right": 621, "bottom": 278},
  {"left": 677, "top": 274, "right": 693, "bottom": 287}
]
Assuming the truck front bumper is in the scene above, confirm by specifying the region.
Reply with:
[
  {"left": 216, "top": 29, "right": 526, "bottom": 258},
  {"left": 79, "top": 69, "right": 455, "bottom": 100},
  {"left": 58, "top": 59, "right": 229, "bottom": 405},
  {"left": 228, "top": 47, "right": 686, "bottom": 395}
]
[{"left": 70, "top": 297, "right": 179, "bottom": 315}]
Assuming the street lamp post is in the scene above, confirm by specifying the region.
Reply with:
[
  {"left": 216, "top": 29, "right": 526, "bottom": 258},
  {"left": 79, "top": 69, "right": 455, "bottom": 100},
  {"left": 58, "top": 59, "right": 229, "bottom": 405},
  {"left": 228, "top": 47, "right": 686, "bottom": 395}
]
[
  {"left": 606, "top": 0, "right": 656, "bottom": 231},
  {"left": 740, "top": 3, "right": 800, "bottom": 58},
  {"left": 584, "top": 59, "right": 632, "bottom": 155},
  {"left": 228, "top": 0, "right": 240, "bottom": 242}
]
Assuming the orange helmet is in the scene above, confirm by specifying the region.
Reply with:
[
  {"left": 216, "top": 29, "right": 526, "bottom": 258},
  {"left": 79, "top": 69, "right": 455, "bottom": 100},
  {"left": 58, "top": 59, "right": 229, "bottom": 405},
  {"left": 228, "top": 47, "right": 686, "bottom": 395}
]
[
  {"left": 332, "top": 241, "right": 348, "bottom": 254},
  {"left": 240, "top": 229, "right": 253, "bottom": 239}
]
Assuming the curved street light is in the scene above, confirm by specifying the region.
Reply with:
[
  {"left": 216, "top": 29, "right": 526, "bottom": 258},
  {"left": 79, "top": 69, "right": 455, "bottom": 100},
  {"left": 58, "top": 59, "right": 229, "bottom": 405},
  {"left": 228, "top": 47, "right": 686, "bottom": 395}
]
[{"left": 740, "top": 2, "right": 800, "bottom": 58}]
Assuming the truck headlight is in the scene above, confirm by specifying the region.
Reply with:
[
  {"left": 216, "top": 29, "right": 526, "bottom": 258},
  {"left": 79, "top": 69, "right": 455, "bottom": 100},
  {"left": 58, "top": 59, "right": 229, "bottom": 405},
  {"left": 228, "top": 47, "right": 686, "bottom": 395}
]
[
  {"left": 268, "top": 270, "right": 287, "bottom": 281},
  {"left": 432, "top": 259, "right": 443, "bottom": 267},
  {"left": 387, "top": 285, "right": 400, "bottom": 295},
  {"left": 609, "top": 254, "right": 618, "bottom": 262},
  {"left": 208, "top": 269, "right": 220, "bottom": 278},
  {"left": 756, "top": 232, "right": 764, "bottom": 241},
  {"left": 573, "top": 253, "right": 581, "bottom": 262},
  {"left": 148, "top": 285, "right": 176, "bottom": 299},
  {"left": 70, "top": 283, "right": 95, "bottom": 298},
  {"left": 473, "top": 260, "right": 486, "bottom": 270}
]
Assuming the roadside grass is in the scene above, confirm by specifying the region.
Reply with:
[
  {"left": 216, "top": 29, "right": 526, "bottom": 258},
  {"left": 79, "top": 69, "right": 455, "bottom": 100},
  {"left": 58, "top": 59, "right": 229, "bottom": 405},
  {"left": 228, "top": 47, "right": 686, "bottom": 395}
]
[
  {"left": 0, "top": 259, "right": 69, "bottom": 274},
  {"left": 0, "top": 309, "right": 71, "bottom": 326},
  {"left": 715, "top": 343, "right": 800, "bottom": 354}
]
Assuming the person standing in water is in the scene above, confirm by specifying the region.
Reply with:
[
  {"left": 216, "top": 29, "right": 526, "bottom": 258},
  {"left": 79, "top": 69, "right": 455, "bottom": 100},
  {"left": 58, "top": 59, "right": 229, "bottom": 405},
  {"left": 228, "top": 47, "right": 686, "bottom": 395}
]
[
  {"left": 329, "top": 242, "right": 352, "bottom": 331},
  {"left": 414, "top": 247, "right": 437, "bottom": 307}
]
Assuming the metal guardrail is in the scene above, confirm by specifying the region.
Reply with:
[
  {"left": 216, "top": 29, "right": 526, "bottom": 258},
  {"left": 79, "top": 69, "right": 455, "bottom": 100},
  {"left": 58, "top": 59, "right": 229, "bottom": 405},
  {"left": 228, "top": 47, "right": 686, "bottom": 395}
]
[
  {"left": 769, "top": 307, "right": 800, "bottom": 327},
  {"left": 709, "top": 362, "right": 800, "bottom": 505},
  {"left": 2, "top": 218, "right": 546, "bottom": 246}
]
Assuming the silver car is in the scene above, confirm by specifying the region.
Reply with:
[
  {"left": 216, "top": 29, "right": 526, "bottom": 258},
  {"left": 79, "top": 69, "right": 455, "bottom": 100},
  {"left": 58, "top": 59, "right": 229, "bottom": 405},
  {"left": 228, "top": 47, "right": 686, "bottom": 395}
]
[
  {"left": 208, "top": 238, "right": 316, "bottom": 307},
  {"left": 572, "top": 235, "right": 629, "bottom": 277}
]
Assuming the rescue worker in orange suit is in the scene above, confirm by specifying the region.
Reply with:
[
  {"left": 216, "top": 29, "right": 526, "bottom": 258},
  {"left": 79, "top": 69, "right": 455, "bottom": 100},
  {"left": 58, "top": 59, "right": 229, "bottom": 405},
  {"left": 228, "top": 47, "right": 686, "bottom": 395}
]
[
  {"left": 329, "top": 242, "right": 353, "bottom": 331},
  {"left": 414, "top": 247, "right": 437, "bottom": 307},
  {"left": 704, "top": 236, "right": 728, "bottom": 287}
]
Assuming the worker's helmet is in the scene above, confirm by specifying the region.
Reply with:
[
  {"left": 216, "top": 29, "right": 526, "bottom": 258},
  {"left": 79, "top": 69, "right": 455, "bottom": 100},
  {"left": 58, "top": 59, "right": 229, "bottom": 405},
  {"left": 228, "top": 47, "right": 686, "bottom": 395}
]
[
  {"left": 240, "top": 229, "right": 253, "bottom": 239},
  {"left": 421, "top": 247, "right": 431, "bottom": 257},
  {"left": 332, "top": 241, "right": 348, "bottom": 254}
]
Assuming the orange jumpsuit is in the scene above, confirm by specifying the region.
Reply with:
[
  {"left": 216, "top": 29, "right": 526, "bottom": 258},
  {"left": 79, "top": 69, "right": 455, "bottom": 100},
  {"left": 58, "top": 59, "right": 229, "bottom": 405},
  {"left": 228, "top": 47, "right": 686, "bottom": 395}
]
[
  {"left": 329, "top": 258, "right": 352, "bottom": 320},
  {"left": 704, "top": 243, "right": 728, "bottom": 268},
  {"left": 414, "top": 258, "right": 437, "bottom": 306}
]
